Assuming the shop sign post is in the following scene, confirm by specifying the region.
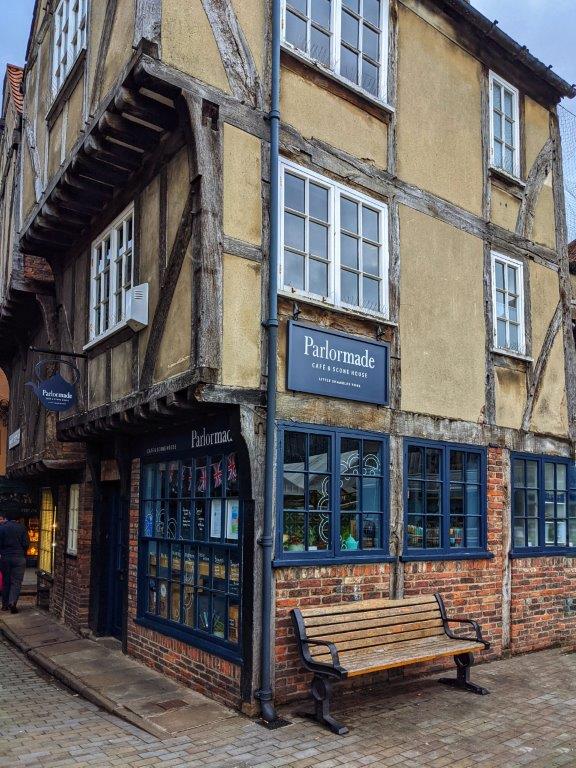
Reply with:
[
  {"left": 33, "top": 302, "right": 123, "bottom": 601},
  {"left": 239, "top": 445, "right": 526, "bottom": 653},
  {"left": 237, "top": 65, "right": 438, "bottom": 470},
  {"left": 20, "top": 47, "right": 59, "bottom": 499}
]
[{"left": 287, "top": 321, "right": 389, "bottom": 405}]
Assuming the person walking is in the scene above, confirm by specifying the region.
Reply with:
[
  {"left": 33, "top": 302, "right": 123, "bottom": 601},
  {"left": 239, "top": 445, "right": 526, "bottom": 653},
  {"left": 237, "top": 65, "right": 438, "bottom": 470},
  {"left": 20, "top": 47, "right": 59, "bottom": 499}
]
[{"left": 0, "top": 510, "right": 29, "bottom": 614}]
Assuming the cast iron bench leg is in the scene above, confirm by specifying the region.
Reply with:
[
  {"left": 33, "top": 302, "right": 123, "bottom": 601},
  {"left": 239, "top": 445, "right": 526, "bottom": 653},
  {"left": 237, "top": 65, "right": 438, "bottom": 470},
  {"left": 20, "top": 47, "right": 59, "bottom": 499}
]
[
  {"left": 298, "top": 675, "right": 349, "bottom": 735},
  {"left": 438, "top": 652, "right": 489, "bottom": 696}
]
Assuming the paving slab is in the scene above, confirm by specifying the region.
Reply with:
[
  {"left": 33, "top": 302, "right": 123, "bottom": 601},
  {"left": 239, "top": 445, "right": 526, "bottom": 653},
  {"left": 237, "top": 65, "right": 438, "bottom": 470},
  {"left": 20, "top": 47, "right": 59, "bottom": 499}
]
[{"left": 0, "top": 605, "right": 236, "bottom": 737}]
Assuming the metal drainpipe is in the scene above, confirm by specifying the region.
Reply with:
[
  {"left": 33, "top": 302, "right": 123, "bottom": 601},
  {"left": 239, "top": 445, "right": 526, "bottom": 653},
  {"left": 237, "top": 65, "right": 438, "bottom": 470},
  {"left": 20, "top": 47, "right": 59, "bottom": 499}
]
[{"left": 256, "top": 0, "right": 281, "bottom": 724}]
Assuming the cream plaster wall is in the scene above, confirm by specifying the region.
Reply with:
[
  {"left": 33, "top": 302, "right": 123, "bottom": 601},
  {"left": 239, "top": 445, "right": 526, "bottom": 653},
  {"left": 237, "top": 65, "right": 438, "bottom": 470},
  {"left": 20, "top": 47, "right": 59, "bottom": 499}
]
[
  {"left": 223, "top": 124, "right": 262, "bottom": 245},
  {"left": 399, "top": 206, "right": 485, "bottom": 421},
  {"left": 494, "top": 365, "right": 526, "bottom": 430},
  {"left": 396, "top": 4, "right": 483, "bottom": 216},
  {"left": 66, "top": 74, "right": 86, "bottom": 155},
  {"left": 162, "top": 0, "right": 230, "bottom": 93},
  {"left": 281, "top": 68, "right": 388, "bottom": 170},
  {"left": 222, "top": 254, "right": 261, "bottom": 388},
  {"left": 88, "top": 353, "right": 107, "bottom": 409},
  {"left": 491, "top": 186, "right": 520, "bottom": 232},
  {"left": 531, "top": 333, "right": 568, "bottom": 437},
  {"left": 111, "top": 341, "right": 133, "bottom": 400}
]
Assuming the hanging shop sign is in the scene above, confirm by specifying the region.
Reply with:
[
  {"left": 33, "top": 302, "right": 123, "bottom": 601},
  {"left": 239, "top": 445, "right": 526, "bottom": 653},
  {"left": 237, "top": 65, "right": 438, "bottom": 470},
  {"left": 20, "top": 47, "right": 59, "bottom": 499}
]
[
  {"left": 26, "top": 359, "right": 80, "bottom": 412},
  {"left": 287, "top": 321, "right": 389, "bottom": 405}
]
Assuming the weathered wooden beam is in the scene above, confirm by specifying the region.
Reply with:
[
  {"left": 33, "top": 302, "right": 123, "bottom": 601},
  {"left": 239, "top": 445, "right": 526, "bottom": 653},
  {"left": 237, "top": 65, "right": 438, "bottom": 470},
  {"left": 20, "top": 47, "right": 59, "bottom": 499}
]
[
  {"left": 521, "top": 301, "right": 562, "bottom": 431},
  {"left": 23, "top": 118, "right": 43, "bottom": 201},
  {"left": 139, "top": 180, "right": 199, "bottom": 389},
  {"left": 516, "top": 138, "right": 554, "bottom": 239},
  {"left": 73, "top": 155, "right": 132, "bottom": 187},
  {"left": 84, "top": 134, "right": 142, "bottom": 171},
  {"left": 90, "top": 0, "right": 119, "bottom": 114},
  {"left": 200, "top": 0, "right": 262, "bottom": 108},
  {"left": 63, "top": 171, "right": 113, "bottom": 202},
  {"left": 98, "top": 111, "right": 160, "bottom": 152},
  {"left": 51, "top": 186, "right": 105, "bottom": 216},
  {"left": 222, "top": 235, "right": 262, "bottom": 263},
  {"left": 133, "top": 0, "right": 162, "bottom": 55},
  {"left": 114, "top": 86, "right": 177, "bottom": 132},
  {"left": 35, "top": 293, "right": 59, "bottom": 349}
]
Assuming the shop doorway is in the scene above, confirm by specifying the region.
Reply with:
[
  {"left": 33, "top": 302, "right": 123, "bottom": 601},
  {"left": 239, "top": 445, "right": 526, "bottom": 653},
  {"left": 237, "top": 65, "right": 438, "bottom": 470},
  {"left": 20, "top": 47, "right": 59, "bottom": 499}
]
[{"left": 101, "top": 482, "right": 128, "bottom": 640}]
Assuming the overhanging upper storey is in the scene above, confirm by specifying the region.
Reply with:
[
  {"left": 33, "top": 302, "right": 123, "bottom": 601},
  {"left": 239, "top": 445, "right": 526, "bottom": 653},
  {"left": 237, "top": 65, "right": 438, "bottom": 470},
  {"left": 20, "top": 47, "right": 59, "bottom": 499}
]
[{"left": 20, "top": 50, "right": 182, "bottom": 258}]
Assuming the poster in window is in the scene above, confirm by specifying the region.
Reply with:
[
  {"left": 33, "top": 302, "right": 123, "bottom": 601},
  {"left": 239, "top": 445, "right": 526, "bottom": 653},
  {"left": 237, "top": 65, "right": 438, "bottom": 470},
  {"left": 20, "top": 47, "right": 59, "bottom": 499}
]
[
  {"left": 226, "top": 499, "right": 240, "bottom": 541},
  {"left": 210, "top": 499, "right": 222, "bottom": 539}
]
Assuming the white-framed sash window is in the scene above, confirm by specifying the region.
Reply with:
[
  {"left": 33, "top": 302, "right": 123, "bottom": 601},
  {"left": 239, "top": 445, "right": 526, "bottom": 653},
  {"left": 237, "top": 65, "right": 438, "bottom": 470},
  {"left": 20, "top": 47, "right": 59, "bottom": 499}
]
[
  {"left": 280, "top": 160, "right": 389, "bottom": 317},
  {"left": 283, "top": 0, "right": 389, "bottom": 101},
  {"left": 52, "top": 0, "right": 88, "bottom": 96},
  {"left": 491, "top": 251, "right": 525, "bottom": 354},
  {"left": 90, "top": 205, "right": 134, "bottom": 342},
  {"left": 489, "top": 72, "right": 521, "bottom": 179},
  {"left": 67, "top": 484, "right": 80, "bottom": 556}
]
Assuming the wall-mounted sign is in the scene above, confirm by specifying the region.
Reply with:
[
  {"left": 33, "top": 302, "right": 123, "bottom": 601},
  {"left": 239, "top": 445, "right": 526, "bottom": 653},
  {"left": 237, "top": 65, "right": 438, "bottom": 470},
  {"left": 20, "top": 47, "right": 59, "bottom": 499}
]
[
  {"left": 8, "top": 428, "right": 20, "bottom": 449},
  {"left": 287, "top": 321, "right": 389, "bottom": 405},
  {"left": 139, "top": 419, "right": 236, "bottom": 458},
  {"left": 26, "top": 359, "right": 80, "bottom": 412}
]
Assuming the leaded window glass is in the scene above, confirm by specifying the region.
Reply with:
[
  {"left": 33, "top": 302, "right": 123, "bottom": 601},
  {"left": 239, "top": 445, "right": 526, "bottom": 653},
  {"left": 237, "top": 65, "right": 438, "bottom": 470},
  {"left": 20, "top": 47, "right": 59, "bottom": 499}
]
[
  {"left": 490, "top": 72, "right": 520, "bottom": 178},
  {"left": 492, "top": 252, "right": 525, "bottom": 354}
]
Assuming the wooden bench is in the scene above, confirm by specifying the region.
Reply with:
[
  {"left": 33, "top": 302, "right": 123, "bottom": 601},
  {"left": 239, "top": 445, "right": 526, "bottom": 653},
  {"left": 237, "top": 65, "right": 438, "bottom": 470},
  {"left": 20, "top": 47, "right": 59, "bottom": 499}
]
[{"left": 291, "top": 593, "right": 490, "bottom": 734}]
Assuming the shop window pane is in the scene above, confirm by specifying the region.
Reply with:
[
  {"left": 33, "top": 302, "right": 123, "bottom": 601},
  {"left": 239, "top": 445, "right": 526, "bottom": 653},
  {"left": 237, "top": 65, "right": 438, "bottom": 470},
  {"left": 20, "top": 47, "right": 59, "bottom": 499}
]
[
  {"left": 544, "top": 491, "right": 555, "bottom": 519},
  {"left": 226, "top": 453, "right": 239, "bottom": 496},
  {"left": 426, "top": 483, "right": 441, "bottom": 515},
  {"left": 557, "top": 520, "right": 567, "bottom": 546},
  {"left": 213, "top": 553, "right": 226, "bottom": 584},
  {"left": 341, "top": 438, "right": 360, "bottom": 472},
  {"left": 228, "top": 599, "right": 240, "bottom": 644},
  {"left": 407, "top": 446, "right": 423, "bottom": 478},
  {"left": 284, "top": 511, "right": 305, "bottom": 551},
  {"left": 513, "top": 489, "right": 525, "bottom": 517},
  {"left": 449, "top": 451, "right": 464, "bottom": 481},
  {"left": 182, "top": 585, "right": 194, "bottom": 627},
  {"left": 182, "top": 462, "right": 192, "bottom": 498},
  {"left": 450, "top": 484, "right": 464, "bottom": 516},
  {"left": 143, "top": 501, "right": 154, "bottom": 538},
  {"left": 229, "top": 551, "right": 240, "bottom": 596},
  {"left": 143, "top": 464, "right": 155, "bottom": 499},
  {"left": 557, "top": 464, "right": 567, "bottom": 491},
  {"left": 527, "top": 490, "right": 538, "bottom": 517},
  {"left": 158, "top": 543, "right": 169, "bottom": 579},
  {"left": 466, "top": 453, "right": 480, "bottom": 483},
  {"left": 513, "top": 519, "right": 525, "bottom": 548},
  {"left": 181, "top": 500, "right": 192, "bottom": 540},
  {"left": 148, "top": 579, "right": 157, "bottom": 614},
  {"left": 195, "top": 458, "right": 208, "bottom": 496},
  {"left": 211, "top": 457, "right": 224, "bottom": 498},
  {"left": 198, "top": 548, "right": 211, "bottom": 586},
  {"left": 309, "top": 513, "right": 330, "bottom": 550},
  {"left": 210, "top": 499, "right": 224, "bottom": 540},
  {"left": 341, "top": 475, "right": 359, "bottom": 511},
  {"left": 466, "top": 485, "right": 480, "bottom": 517},
  {"left": 425, "top": 517, "right": 441, "bottom": 548},
  {"left": 310, "top": 434, "right": 331, "bottom": 472},
  {"left": 284, "top": 472, "right": 305, "bottom": 509},
  {"left": 426, "top": 450, "right": 441, "bottom": 479},
  {"left": 467, "top": 516, "right": 481, "bottom": 548},
  {"left": 526, "top": 461, "right": 538, "bottom": 488},
  {"left": 183, "top": 546, "right": 195, "bottom": 584},
  {"left": 171, "top": 582, "right": 181, "bottom": 622},
  {"left": 340, "top": 513, "right": 360, "bottom": 550},
  {"left": 545, "top": 520, "right": 555, "bottom": 546},
  {"left": 155, "top": 503, "right": 166, "bottom": 537},
  {"left": 569, "top": 519, "right": 576, "bottom": 548},
  {"left": 198, "top": 593, "right": 210, "bottom": 632},
  {"left": 363, "top": 441, "right": 382, "bottom": 473},
  {"left": 362, "top": 514, "right": 381, "bottom": 549},
  {"left": 407, "top": 515, "right": 423, "bottom": 548},
  {"left": 284, "top": 431, "right": 307, "bottom": 470},
  {"left": 171, "top": 545, "right": 181, "bottom": 580},
  {"left": 527, "top": 518, "right": 538, "bottom": 547},
  {"left": 408, "top": 481, "right": 423, "bottom": 515},
  {"left": 362, "top": 477, "right": 381, "bottom": 512},
  {"left": 513, "top": 459, "right": 524, "bottom": 486},
  {"left": 449, "top": 518, "right": 464, "bottom": 548},
  {"left": 194, "top": 500, "right": 207, "bottom": 540},
  {"left": 148, "top": 542, "right": 157, "bottom": 576},
  {"left": 158, "top": 580, "right": 169, "bottom": 618},
  {"left": 309, "top": 474, "right": 330, "bottom": 510}
]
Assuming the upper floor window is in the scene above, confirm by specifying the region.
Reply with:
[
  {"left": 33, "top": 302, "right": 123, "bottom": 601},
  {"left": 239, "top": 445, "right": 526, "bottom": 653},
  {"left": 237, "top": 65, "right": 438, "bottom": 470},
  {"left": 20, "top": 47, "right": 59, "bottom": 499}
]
[
  {"left": 278, "top": 424, "right": 389, "bottom": 562},
  {"left": 512, "top": 454, "right": 576, "bottom": 554},
  {"left": 283, "top": 0, "right": 388, "bottom": 100},
  {"left": 67, "top": 484, "right": 80, "bottom": 556},
  {"left": 52, "top": 0, "right": 88, "bottom": 96},
  {"left": 491, "top": 252, "right": 525, "bottom": 355},
  {"left": 90, "top": 206, "right": 134, "bottom": 342},
  {"left": 489, "top": 72, "right": 521, "bottom": 178},
  {"left": 405, "top": 440, "right": 487, "bottom": 558},
  {"left": 280, "top": 160, "right": 388, "bottom": 317}
]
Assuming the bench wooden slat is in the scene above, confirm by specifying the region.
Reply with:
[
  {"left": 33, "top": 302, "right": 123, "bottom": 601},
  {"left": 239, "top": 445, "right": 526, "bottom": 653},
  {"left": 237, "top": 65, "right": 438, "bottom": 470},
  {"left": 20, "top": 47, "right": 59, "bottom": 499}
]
[
  {"left": 304, "top": 602, "right": 441, "bottom": 629},
  {"left": 310, "top": 625, "right": 446, "bottom": 657},
  {"left": 307, "top": 617, "right": 444, "bottom": 647},
  {"left": 339, "top": 637, "right": 486, "bottom": 676},
  {"left": 299, "top": 595, "right": 437, "bottom": 619},
  {"left": 306, "top": 608, "right": 442, "bottom": 636}
]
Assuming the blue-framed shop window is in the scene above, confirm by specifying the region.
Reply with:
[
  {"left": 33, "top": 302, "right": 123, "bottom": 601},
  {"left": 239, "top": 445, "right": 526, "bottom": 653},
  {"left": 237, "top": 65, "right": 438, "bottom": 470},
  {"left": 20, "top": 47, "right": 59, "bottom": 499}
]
[
  {"left": 511, "top": 453, "right": 576, "bottom": 556},
  {"left": 138, "top": 453, "right": 242, "bottom": 661},
  {"left": 404, "top": 439, "right": 489, "bottom": 560},
  {"left": 276, "top": 423, "right": 390, "bottom": 565}
]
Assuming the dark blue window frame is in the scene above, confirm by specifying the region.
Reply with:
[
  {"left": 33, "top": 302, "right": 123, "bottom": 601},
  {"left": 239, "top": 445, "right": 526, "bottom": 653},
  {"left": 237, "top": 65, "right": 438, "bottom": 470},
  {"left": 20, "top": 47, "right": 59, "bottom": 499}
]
[
  {"left": 136, "top": 449, "right": 243, "bottom": 664},
  {"left": 403, "top": 438, "right": 490, "bottom": 561},
  {"left": 511, "top": 452, "right": 576, "bottom": 557},
  {"left": 275, "top": 422, "right": 391, "bottom": 566}
]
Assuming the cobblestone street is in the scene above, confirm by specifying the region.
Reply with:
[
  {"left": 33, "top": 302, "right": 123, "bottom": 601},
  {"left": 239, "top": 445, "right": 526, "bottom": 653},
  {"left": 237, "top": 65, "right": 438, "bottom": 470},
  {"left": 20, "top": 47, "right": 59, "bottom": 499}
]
[{"left": 1, "top": 637, "right": 576, "bottom": 768}]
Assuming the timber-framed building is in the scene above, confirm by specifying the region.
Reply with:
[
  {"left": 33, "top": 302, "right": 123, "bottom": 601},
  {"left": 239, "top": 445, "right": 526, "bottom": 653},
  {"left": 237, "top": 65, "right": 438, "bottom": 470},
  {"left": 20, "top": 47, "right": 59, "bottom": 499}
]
[{"left": 0, "top": 0, "right": 575, "bottom": 714}]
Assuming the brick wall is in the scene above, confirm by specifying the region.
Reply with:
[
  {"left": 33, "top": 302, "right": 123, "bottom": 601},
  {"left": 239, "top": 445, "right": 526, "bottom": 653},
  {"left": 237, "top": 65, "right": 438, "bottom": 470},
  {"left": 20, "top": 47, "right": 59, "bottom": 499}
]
[
  {"left": 125, "top": 459, "right": 243, "bottom": 708},
  {"left": 49, "top": 476, "right": 93, "bottom": 633}
]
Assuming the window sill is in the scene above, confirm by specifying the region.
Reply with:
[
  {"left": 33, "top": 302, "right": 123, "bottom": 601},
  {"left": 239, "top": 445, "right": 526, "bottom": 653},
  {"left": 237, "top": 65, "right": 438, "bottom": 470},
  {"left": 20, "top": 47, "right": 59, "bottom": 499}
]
[
  {"left": 280, "top": 45, "right": 394, "bottom": 124},
  {"left": 489, "top": 166, "right": 526, "bottom": 198},
  {"left": 134, "top": 615, "right": 243, "bottom": 665},
  {"left": 273, "top": 553, "right": 395, "bottom": 568},
  {"left": 278, "top": 290, "right": 396, "bottom": 327},
  {"left": 491, "top": 347, "right": 532, "bottom": 364},
  {"left": 83, "top": 321, "right": 135, "bottom": 355},
  {"left": 401, "top": 551, "right": 494, "bottom": 563},
  {"left": 46, "top": 49, "right": 86, "bottom": 129},
  {"left": 510, "top": 549, "right": 576, "bottom": 559}
]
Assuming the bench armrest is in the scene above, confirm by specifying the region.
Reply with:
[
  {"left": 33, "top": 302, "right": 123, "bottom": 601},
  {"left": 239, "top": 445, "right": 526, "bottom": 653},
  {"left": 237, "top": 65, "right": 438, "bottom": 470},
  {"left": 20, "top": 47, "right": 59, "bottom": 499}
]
[
  {"left": 303, "top": 638, "right": 342, "bottom": 668},
  {"left": 434, "top": 593, "right": 490, "bottom": 649},
  {"left": 443, "top": 617, "right": 490, "bottom": 649}
]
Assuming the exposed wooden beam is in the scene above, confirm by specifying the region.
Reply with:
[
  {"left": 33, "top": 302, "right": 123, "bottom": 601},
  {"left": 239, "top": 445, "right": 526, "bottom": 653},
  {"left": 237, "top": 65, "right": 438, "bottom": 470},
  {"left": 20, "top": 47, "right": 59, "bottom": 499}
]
[
  {"left": 521, "top": 301, "right": 562, "bottom": 431},
  {"left": 98, "top": 111, "right": 160, "bottom": 152},
  {"left": 90, "top": 0, "right": 119, "bottom": 114},
  {"left": 515, "top": 138, "right": 554, "bottom": 240},
  {"left": 133, "top": 0, "right": 162, "bottom": 55},
  {"left": 114, "top": 86, "right": 177, "bottom": 132}
]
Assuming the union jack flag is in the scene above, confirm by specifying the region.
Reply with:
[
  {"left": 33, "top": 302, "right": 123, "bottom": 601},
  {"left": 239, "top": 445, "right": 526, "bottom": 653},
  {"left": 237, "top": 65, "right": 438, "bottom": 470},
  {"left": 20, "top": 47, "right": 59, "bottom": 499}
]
[
  {"left": 197, "top": 466, "right": 207, "bottom": 493},
  {"left": 227, "top": 454, "right": 237, "bottom": 483},
  {"left": 213, "top": 460, "right": 223, "bottom": 489}
]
